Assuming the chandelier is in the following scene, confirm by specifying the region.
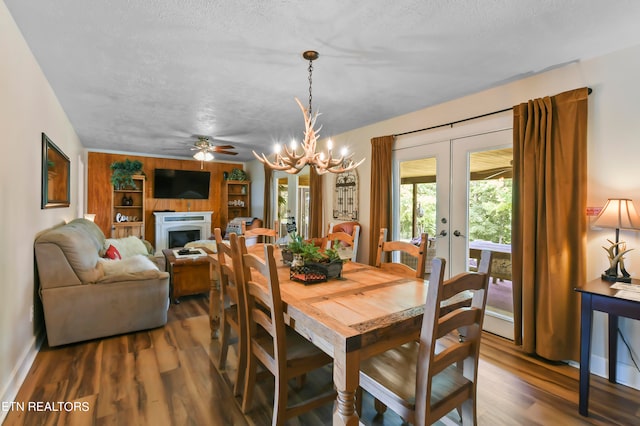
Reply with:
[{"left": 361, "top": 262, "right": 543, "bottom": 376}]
[{"left": 253, "top": 50, "right": 364, "bottom": 175}]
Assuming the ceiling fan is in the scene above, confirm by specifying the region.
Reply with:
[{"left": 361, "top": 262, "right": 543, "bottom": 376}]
[{"left": 191, "top": 136, "right": 237, "bottom": 167}]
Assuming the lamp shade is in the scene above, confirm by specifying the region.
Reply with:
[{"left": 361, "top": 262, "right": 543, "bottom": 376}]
[{"left": 593, "top": 198, "right": 640, "bottom": 230}]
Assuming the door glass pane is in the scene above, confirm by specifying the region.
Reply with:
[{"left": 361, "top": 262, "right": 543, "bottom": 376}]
[
  {"left": 399, "top": 158, "right": 437, "bottom": 270},
  {"left": 467, "top": 147, "right": 513, "bottom": 317},
  {"left": 399, "top": 158, "right": 437, "bottom": 240}
]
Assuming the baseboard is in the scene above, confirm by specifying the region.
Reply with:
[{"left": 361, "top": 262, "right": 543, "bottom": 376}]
[
  {"left": 0, "top": 331, "right": 44, "bottom": 424},
  {"left": 568, "top": 355, "right": 640, "bottom": 391}
]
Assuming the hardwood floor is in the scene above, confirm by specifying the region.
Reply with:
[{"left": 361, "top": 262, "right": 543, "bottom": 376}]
[{"left": 4, "top": 295, "right": 639, "bottom": 425}]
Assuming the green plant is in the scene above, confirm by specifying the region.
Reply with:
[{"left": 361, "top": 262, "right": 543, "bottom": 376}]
[
  {"left": 229, "top": 168, "right": 247, "bottom": 181},
  {"left": 110, "top": 159, "right": 144, "bottom": 189},
  {"left": 324, "top": 243, "right": 342, "bottom": 263},
  {"left": 300, "top": 243, "right": 323, "bottom": 262},
  {"left": 285, "top": 232, "right": 323, "bottom": 262},
  {"left": 286, "top": 232, "right": 304, "bottom": 253}
]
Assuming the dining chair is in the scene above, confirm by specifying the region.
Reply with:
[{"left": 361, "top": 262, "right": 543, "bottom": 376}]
[
  {"left": 213, "top": 228, "right": 247, "bottom": 397},
  {"left": 326, "top": 222, "right": 361, "bottom": 261},
  {"left": 359, "top": 251, "right": 493, "bottom": 425},
  {"left": 376, "top": 228, "right": 428, "bottom": 278},
  {"left": 244, "top": 220, "right": 280, "bottom": 244},
  {"left": 235, "top": 237, "right": 336, "bottom": 425}
]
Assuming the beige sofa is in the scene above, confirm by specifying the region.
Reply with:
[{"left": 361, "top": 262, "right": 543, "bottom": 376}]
[{"left": 34, "top": 218, "right": 170, "bottom": 347}]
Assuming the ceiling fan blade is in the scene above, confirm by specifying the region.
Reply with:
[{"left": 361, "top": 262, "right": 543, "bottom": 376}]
[
  {"left": 212, "top": 144, "right": 235, "bottom": 150},
  {"left": 215, "top": 150, "right": 238, "bottom": 155}
]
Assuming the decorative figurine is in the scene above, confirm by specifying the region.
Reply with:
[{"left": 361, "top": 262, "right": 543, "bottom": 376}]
[{"left": 602, "top": 239, "right": 633, "bottom": 283}]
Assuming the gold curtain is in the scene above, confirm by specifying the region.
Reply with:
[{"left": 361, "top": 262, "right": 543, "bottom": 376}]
[
  {"left": 368, "top": 135, "right": 395, "bottom": 265},
  {"left": 309, "top": 167, "right": 323, "bottom": 238},
  {"left": 512, "top": 87, "right": 588, "bottom": 361},
  {"left": 263, "top": 163, "right": 273, "bottom": 229}
]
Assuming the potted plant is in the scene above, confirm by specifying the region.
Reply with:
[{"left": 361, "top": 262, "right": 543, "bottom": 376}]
[
  {"left": 282, "top": 232, "right": 319, "bottom": 264},
  {"left": 310, "top": 242, "right": 345, "bottom": 279},
  {"left": 283, "top": 233, "right": 345, "bottom": 280},
  {"left": 110, "top": 159, "right": 144, "bottom": 189}
]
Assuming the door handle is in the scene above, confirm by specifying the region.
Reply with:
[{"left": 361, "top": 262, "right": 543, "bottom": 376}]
[
  {"left": 453, "top": 230, "right": 466, "bottom": 238},
  {"left": 437, "top": 230, "right": 448, "bottom": 238}
]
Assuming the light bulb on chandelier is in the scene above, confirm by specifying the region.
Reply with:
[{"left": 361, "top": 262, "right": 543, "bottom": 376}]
[{"left": 253, "top": 50, "right": 365, "bottom": 175}]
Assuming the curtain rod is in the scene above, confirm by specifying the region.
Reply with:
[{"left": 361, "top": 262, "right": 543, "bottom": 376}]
[{"left": 394, "top": 87, "right": 592, "bottom": 138}]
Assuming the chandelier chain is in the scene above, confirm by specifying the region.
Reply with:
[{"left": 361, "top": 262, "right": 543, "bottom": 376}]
[{"left": 308, "top": 59, "right": 313, "bottom": 117}]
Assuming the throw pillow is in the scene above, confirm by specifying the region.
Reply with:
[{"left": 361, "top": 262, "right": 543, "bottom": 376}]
[
  {"left": 104, "top": 244, "right": 122, "bottom": 260},
  {"left": 105, "top": 236, "right": 149, "bottom": 258}
]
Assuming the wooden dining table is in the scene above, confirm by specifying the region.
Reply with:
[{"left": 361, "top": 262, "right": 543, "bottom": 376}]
[{"left": 209, "top": 244, "right": 429, "bottom": 426}]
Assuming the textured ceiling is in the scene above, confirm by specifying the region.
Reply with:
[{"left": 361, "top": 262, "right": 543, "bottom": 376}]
[{"left": 5, "top": 1, "right": 640, "bottom": 162}]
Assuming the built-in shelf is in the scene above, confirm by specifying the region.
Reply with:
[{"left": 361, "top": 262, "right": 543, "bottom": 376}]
[{"left": 111, "top": 175, "right": 145, "bottom": 238}]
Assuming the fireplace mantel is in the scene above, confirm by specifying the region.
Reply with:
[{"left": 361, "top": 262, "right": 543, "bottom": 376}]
[{"left": 153, "top": 211, "right": 212, "bottom": 253}]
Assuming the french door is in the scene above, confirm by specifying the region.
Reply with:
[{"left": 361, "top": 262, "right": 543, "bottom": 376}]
[{"left": 393, "top": 120, "right": 514, "bottom": 338}]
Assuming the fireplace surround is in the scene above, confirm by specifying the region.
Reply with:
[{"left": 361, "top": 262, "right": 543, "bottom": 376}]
[{"left": 153, "top": 211, "right": 212, "bottom": 254}]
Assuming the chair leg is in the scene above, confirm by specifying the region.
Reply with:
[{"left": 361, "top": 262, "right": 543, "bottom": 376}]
[
  {"left": 242, "top": 349, "right": 257, "bottom": 413},
  {"left": 292, "top": 374, "right": 306, "bottom": 390},
  {"left": 374, "top": 398, "right": 387, "bottom": 414},
  {"left": 272, "top": 374, "right": 289, "bottom": 426},
  {"left": 233, "top": 330, "right": 246, "bottom": 397},
  {"left": 218, "top": 320, "right": 231, "bottom": 370},
  {"left": 355, "top": 387, "right": 363, "bottom": 416}
]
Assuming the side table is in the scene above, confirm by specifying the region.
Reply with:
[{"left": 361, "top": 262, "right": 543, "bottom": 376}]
[
  {"left": 163, "top": 247, "right": 213, "bottom": 304},
  {"left": 575, "top": 278, "right": 640, "bottom": 416}
]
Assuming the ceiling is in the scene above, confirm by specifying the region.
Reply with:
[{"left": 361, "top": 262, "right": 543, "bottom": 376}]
[{"left": 5, "top": 1, "right": 640, "bottom": 163}]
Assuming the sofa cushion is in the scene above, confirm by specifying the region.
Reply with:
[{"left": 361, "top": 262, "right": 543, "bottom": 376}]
[
  {"left": 67, "top": 218, "right": 106, "bottom": 253},
  {"left": 35, "top": 220, "right": 103, "bottom": 284}
]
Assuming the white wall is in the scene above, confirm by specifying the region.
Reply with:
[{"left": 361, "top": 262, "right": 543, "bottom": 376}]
[
  {"left": 0, "top": 2, "right": 84, "bottom": 418},
  {"left": 251, "top": 44, "right": 640, "bottom": 388}
]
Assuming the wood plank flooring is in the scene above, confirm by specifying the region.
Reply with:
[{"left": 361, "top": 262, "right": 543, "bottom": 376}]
[{"left": 4, "top": 295, "right": 639, "bottom": 425}]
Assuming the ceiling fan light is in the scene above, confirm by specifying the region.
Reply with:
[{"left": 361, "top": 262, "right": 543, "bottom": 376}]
[{"left": 193, "top": 151, "right": 214, "bottom": 162}]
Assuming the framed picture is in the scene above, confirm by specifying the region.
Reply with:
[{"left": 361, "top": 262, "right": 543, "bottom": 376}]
[{"left": 41, "top": 133, "right": 70, "bottom": 208}]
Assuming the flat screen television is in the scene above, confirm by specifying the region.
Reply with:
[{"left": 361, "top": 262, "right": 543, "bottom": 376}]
[{"left": 153, "top": 168, "right": 211, "bottom": 199}]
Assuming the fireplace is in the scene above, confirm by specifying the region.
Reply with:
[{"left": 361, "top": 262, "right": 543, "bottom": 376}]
[
  {"left": 168, "top": 229, "right": 201, "bottom": 248},
  {"left": 153, "top": 211, "right": 212, "bottom": 254}
]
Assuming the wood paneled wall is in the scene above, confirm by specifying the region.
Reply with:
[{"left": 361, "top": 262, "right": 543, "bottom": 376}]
[{"left": 87, "top": 152, "right": 244, "bottom": 247}]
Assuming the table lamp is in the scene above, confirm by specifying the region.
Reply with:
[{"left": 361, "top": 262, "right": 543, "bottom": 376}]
[{"left": 593, "top": 198, "right": 640, "bottom": 282}]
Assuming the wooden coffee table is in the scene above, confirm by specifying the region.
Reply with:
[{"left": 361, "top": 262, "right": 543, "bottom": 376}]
[{"left": 162, "top": 247, "right": 214, "bottom": 304}]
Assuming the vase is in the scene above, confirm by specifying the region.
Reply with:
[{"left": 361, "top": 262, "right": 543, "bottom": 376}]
[
  {"left": 282, "top": 249, "right": 293, "bottom": 265},
  {"left": 291, "top": 254, "right": 304, "bottom": 268}
]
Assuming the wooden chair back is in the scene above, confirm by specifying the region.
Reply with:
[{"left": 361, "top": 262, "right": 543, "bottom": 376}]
[
  {"left": 376, "top": 228, "right": 428, "bottom": 278},
  {"left": 214, "top": 228, "right": 241, "bottom": 308},
  {"left": 415, "top": 252, "right": 492, "bottom": 424},
  {"left": 244, "top": 220, "right": 280, "bottom": 243},
  {"left": 326, "top": 222, "right": 360, "bottom": 261},
  {"left": 358, "top": 252, "right": 492, "bottom": 425},
  {"left": 214, "top": 229, "right": 249, "bottom": 396},
  {"left": 236, "top": 238, "right": 335, "bottom": 423}
]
